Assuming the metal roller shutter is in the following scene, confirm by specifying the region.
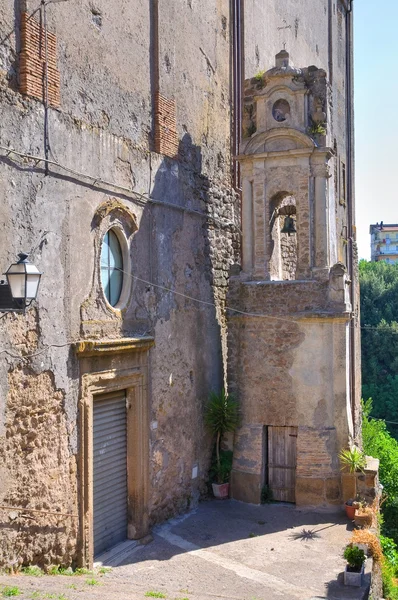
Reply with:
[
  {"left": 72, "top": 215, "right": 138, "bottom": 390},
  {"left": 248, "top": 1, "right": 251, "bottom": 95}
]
[{"left": 93, "top": 391, "right": 127, "bottom": 556}]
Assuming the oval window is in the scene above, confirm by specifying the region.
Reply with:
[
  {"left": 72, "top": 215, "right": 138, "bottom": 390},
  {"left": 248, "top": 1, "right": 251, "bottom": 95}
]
[
  {"left": 100, "top": 229, "right": 123, "bottom": 307},
  {"left": 272, "top": 99, "right": 290, "bottom": 122}
]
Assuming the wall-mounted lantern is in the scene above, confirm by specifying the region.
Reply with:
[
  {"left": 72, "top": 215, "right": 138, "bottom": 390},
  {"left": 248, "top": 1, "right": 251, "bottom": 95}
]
[{"left": 0, "top": 253, "right": 42, "bottom": 313}]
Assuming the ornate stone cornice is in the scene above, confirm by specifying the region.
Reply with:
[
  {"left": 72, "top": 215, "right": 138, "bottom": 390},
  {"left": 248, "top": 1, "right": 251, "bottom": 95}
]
[{"left": 75, "top": 337, "right": 155, "bottom": 357}]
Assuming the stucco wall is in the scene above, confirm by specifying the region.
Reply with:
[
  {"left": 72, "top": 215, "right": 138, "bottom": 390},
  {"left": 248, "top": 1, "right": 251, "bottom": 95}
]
[{"left": 0, "top": 0, "right": 239, "bottom": 568}]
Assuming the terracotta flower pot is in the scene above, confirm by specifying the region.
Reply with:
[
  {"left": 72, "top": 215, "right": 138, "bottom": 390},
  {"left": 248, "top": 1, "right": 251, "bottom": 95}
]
[
  {"left": 212, "top": 482, "right": 229, "bottom": 499},
  {"left": 345, "top": 502, "right": 356, "bottom": 520}
]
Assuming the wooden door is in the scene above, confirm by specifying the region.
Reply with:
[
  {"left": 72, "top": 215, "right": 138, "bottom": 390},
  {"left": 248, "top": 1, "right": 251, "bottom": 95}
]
[{"left": 268, "top": 426, "right": 297, "bottom": 503}]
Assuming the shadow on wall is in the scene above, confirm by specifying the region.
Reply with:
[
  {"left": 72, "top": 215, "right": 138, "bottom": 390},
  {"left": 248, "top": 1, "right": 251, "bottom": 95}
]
[
  {"left": 128, "top": 131, "right": 223, "bottom": 379},
  {"left": 126, "top": 132, "right": 226, "bottom": 522}
]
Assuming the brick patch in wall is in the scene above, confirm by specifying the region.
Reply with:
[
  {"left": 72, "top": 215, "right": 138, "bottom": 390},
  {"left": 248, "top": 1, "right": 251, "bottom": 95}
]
[
  {"left": 154, "top": 92, "right": 178, "bottom": 158},
  {"left": 296, "top": 427, "right": 335, "bottom": 478},
  {"left": 19, "top": 12, "right": 60, "bottom": 107}
]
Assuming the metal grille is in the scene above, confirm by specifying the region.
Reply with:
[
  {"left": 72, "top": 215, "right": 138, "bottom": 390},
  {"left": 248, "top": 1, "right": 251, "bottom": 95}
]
[{"left": 93, "top": 391, "right": 127, "bottom": 556}]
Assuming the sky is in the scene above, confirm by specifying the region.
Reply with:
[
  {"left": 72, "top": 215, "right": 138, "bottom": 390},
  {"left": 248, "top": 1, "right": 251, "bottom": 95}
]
[{"left": 354, "top": 0, "right": 398, "bottom": 259}]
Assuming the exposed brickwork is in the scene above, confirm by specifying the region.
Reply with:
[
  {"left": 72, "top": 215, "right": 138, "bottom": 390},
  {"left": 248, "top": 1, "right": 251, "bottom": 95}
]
[
  {"left": 19, "top": 13, "right": 60, "bottom": 107},
  {"left": 154, "top": 92, "right": 178, "bottom": 158},
  {"left": 296, "top": 427, "right": 335, "bottom": 478}
]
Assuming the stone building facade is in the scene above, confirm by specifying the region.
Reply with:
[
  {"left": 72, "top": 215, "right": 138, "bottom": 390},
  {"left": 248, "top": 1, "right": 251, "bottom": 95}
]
[
  {"left": 229, "top": 2, "right": 360, "bottom": 506},
  {"left": 0, "top": 0, "right": 358, "bottom": 569}
]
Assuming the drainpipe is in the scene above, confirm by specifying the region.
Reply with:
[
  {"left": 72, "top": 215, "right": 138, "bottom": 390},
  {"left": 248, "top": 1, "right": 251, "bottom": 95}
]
[
  {"left": 345, "top": 0, "right": 357, "bottom": 439},
  {"left": 232, "top": 0, "right": 244, "bottom": 192},
  {"left": 232, "top": 0, "right": 244, "bottom": 268}
]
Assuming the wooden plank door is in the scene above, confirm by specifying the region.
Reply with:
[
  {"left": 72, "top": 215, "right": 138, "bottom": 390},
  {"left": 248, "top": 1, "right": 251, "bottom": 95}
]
[{"left": 268, "top": 426, "right": 297, "bottom": 503}]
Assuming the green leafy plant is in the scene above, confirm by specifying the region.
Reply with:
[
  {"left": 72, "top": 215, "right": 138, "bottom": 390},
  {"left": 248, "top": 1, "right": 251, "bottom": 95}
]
[
  {"left": 261, "top": 485, "right": 273, "bottom": 504},
  {"left": 73, "top": 567, "right": 92, "bottom": 575},
  {"left": 245, "top": 122, "right": 257, "bottom": 137},
  {"left": 208, "top": 449, "right": 232, "bottom": 484},
  {"left": 2, "top": 588, "right": 20, "bottom": 597},
  {"left": 85, "top": 578, "right": 99, "bottom": 586},
  {"left": 362, "top": 399, "right": 398, "bottom": 544},
  {"left": 343, "top": 545, "right": 366, "bottom": 571},
  {"left": 144, "top": 593, "right": 166, "bottom": 599},
  {"left": 22, "top": 566, "right": 42, "bottom": 577},
  {"left": 253, "top": 70, "right": 265, "bottom": 82},
  {"left": 308, "top": 120, "right": 326, "bottom": 136},
  {"left": 204, "top": 390, "right": 239, "bottom": 484},
  {"left": 359, "top": 259, "right": 398, "bottom": 442},
  {"left": 381, "top": 535, "right": 398, "bottom": 568},
  {"left": 382, "top": 559, "right": 398, "bottom": 599},
  {"left": 339, "top": 446, "right": 366, "bottom": 473}
]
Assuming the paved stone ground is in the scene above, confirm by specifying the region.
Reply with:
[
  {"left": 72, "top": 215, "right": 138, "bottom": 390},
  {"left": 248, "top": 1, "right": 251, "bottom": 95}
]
[{"left": 0, "top": 500, "right": 371, "bottom": 600}]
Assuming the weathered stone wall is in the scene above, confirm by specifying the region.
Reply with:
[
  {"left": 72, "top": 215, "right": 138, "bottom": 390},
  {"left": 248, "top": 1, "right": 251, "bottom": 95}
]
[
  {"left": 230, "top": 0, "right": 358, "bottom": 509},
  {"left": 280, "top": 229, "right": 298, "bottom": 280},
  {"left": 0, "top": 0, "right": 239, "bottom": 567},
  {"left": 0, "top": 311, "right": 77, "bottom": 568},
  {"left": 228, "top": 275, "right": 352, "bottom": 506}
]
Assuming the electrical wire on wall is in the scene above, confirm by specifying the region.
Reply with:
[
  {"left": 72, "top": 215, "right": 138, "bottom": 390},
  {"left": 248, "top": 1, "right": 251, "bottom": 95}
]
[{"left": 0, "top": 145, "right": 241, "bottom": 234}]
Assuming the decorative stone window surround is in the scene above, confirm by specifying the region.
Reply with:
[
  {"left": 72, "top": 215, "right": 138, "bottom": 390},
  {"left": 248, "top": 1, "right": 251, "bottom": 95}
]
[
  {"left": 80, "top": 200, "right": 138, "bottom": 337},
  {"left": 95, "top": 211, "right": 135, "bottom": 315},
  {"left": 255, "top": 85, "right": 309, "bottom": 136}
]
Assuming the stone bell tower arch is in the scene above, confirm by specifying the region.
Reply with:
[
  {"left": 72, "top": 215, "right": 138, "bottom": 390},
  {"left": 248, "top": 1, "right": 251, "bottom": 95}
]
[
  {"left": 228, "top": 50, "right": 355, "bottom": 507},
  {"left": 240, "top": 50, "right": 333, "bottom": 283}
]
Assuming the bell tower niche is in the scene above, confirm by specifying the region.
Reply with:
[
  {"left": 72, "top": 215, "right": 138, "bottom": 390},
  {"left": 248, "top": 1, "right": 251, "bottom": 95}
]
[
  {"left": 228, "top": 50, "right": 354, "bottom": 509},
  {"left": 240, "top": 49, "right": 333, "bottom": 282}
]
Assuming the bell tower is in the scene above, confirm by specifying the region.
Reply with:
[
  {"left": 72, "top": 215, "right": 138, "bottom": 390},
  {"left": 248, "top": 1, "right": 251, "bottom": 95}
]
[
  {"left": 240, "top": 49, "right": 335, "bottom": 283},
  {"left": 228, "top": 50, "right": 355, "bottom": 506}
]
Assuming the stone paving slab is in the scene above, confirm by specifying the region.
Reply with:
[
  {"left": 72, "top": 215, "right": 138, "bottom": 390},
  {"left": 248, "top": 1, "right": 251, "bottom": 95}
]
[{"left": 0, "top": 500, "right": 371, "bottom": 600}]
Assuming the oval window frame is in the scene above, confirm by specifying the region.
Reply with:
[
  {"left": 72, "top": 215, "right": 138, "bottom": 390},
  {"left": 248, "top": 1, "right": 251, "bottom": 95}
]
[{"left": 99, "top": 226, "right": 131, "bottom": 312}]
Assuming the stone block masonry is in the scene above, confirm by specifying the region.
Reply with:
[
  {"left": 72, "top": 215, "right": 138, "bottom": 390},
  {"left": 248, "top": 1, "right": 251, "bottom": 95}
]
[{"left": 19, "top": 12, "right": 60, "bottom": 107}]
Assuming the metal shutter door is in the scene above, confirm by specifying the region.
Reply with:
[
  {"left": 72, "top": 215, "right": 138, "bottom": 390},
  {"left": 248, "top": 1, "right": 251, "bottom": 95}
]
[{"left": 93, "top": 391, "right": 127, "bottom": 556}]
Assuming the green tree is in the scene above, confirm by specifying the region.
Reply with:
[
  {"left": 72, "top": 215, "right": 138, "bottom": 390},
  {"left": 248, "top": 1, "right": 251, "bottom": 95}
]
[
  {"left": 362, "top": 400, "right": 398, "bottom": 543},
  {"left": 204, "top": 389, "right": 240, "bottom": 484},
  {"left": 360, "top": 260, "right": 398, "bottom": 438}
]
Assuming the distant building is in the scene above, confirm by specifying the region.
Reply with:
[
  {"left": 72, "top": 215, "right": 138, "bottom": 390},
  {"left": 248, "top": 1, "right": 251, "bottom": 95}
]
[{"left": 370, "top": 223, "right": 398, "bottom": 264}]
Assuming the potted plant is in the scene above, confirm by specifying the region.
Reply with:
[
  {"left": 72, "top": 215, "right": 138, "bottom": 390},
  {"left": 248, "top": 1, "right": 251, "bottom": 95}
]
[
  {"left": 339, "top": 447, "right": 366, "bottom": 473},
  {"left": 339, "top": 446, "right": 366, "bottom": 516},
  {"left": 344, "top": 498, "right": 357, "bottom": 520},
  {"left": 343, "top": 544, "right": 366, "bottom": 587},
  {"left": 354, "top": 503, "right": 374, "bottom": 529},
  {"left": 204, "top": 389, "right": 239, "bottom": 499}
]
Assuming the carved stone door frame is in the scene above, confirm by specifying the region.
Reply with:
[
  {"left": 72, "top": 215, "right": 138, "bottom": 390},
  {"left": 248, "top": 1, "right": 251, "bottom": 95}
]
[{"left": 75, "top": 338, "right": 154, "bottom": 567}]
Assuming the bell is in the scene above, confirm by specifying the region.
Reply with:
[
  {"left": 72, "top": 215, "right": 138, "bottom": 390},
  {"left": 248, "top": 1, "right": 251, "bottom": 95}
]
[{"left": 281, "top": 215, "right": 297, "bottom": 235}]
